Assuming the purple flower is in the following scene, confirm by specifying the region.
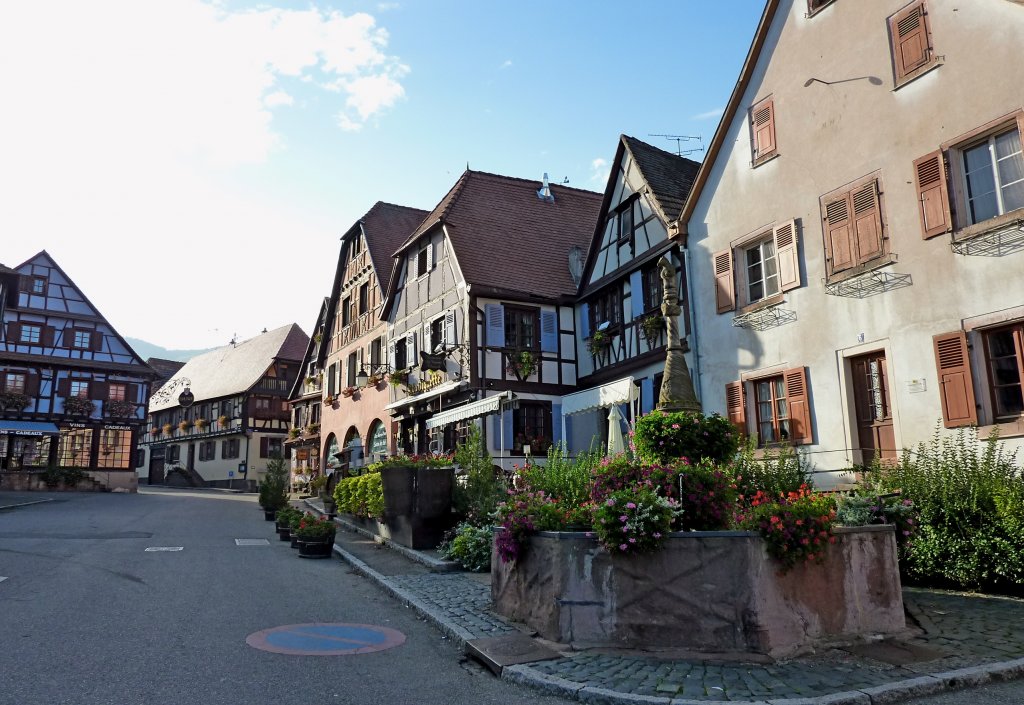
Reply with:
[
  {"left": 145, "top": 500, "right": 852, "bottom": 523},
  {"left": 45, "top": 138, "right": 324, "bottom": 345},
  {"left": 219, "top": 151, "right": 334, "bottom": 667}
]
[
  {"left": 626, "top": 502, "right": 637, "bottom": 509},
  {"left": 653, "top": 532, "right": 662, "bottom": 539},
  {"left": 619, "top": 544, "right": 628, "bottom": 551},
  {"left": 606, "top": 498, "right": 615, "bottom": 507},
  {"left": 629, "top": 538, "right": 636, "bottom": 544},
  {"left": 619, "top": 515, "right": 628, "bottom": 522}
]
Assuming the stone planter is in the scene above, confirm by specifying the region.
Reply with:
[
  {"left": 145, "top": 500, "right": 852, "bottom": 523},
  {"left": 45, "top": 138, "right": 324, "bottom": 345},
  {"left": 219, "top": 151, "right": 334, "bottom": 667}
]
[
  {"left": 491, "top": 526, "right": 905, "bottom": 659},
  {"left": 380, "top": 465, "right": 456, "bottom": 550},
  {"left": 297, "top": 535, "right": 335, "bottom": 559}
]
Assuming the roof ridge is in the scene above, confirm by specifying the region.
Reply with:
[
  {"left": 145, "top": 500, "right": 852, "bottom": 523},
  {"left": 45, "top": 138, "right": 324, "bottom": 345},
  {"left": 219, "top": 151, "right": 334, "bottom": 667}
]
[
  {"left": 622, "top": 134, "right": 702, "bottom": 168},
  {"left": 465, "top": 169, "right": 604, "bottom": 198}
]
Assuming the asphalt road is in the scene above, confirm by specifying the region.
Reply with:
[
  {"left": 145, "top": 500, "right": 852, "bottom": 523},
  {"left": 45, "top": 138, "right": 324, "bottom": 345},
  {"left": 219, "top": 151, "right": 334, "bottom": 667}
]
[{"left": 0, "top": 488, "right": 575, "bottom": 705}]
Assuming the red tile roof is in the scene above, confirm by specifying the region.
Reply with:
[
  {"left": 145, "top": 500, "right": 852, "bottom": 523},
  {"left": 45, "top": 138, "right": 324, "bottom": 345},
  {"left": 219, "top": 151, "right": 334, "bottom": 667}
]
[
  {"left": 360, "top": 202, "right": 430, "bottom": 278},
  {"left": 398, "top": 171, "right": 603, "bottom": 300}
]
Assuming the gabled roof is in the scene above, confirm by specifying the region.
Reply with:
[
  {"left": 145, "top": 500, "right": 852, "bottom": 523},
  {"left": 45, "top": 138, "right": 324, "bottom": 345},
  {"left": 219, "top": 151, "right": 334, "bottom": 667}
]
[
  {"left": 146, "top": 357, "right": 185, "bottom": 383},
  {"left": 150, "top": 323, "right": 308, "bottom": 411},
  {"left": 621, "top": 136, "right": 701, "bottom": 223},
  {"left": 290, "top": 298, "right": 330, "bottom": 400},
  {"left": 384, "top": 170, "right": 602, "bottom": 311},
  {"left": 675, "top": 0, "right": 781, "bottom": 235}
]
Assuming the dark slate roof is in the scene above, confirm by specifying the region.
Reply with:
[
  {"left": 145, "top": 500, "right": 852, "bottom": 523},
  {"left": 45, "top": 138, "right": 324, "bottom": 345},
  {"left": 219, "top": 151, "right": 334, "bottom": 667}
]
[
  {"left": 0, "top": 263, "right": 17, "bottom": 275},
  {"left": 397, "top": 171, "right": 603, "bottom": 300},
  {"left": 146, "top": 357, "right": 185, "bottom": 384},
  {"left": 359, "top": 202, "right": 430, "bottom": 279},
  {"left": 621, "top": 135, "right": 701, "bottom": 223}
]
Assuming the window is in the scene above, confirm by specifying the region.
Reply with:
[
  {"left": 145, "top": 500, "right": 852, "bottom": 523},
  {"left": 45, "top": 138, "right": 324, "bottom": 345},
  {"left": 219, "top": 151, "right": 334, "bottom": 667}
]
[
  {"left": 342, "top": 296, "right": 352, "bottom": 327},
  {"left": 135, "top": 449, "right": 145, "bottom": 468},
  {"left": 807, "top": 0, "right": 836, "bottom": 15},
  {"left": 984, "top": 324, "right": 1024, "bottom": 422},
  {"left": 888, "top": 1, "right": 937, "bottom": 87},
  {"left": 726, "top": 368, "right": 812, "bottom": 446},
  {"left": 20, "top": 325, "right": 41, "bottom": 344},
  {"left": 70, "top": 381, "right": 89, "bottom": 398},
  {"left": 72, "top": 330, "right": 91, "bottom": 349},
  {"left": 5, "top": 373, "right": 26, "bottom": 394},
  {"left": 347, "top": 352, "right": 357, "bottom": 387},
  {"left": 350, "top": 236, "right": 362, "bottom": 258},
  {"left": 97, "top": 428, "right": 132, "bottom": 469},
  {"left": 750, "top": 96, "right": 777, "bottom": 165},
  {"left": 222, "top": 438, "right": 240, "bottom": 459},
  {"left": 370, "top": 337, "right": 383, "bottom": 369},
  {"left": 714, "top": 221, "right": 799, "bottom": 313},
  {"left": 429, "top": 317, "right": 444, "bottom": 353},
  {"left": 198, "top": 441, "right": 216, "bottom": 461},
  {"left": 254, "top": 397, "right": 270, "bottom": 416},
  {"left": 167, "top": 445, "right": 180, "bottom": 463},
  {"left": 821, "top": 178, "right": 885, "bottom": 278},
  {"left": 108, "top": 383, "right": 126, "bottom": 402},
  {"left": 961, "top": 128, "right": 1024, "bottom": 225},
  {"left": 416, "top": 240, "right": 431, "bottom": 277},
  {"left": 259, "top": 437, "right": 283, "bottom": 459},
  {"left": 745, "top": 239, "right": 780, "bottom": 303},
  {"left": 58, "top": 427, "right": 93, "bottom": 467},
  {"left": 513, "top": 402, "right": 552, "bottom": 454},
  {"left": 31, "top": 277, "right": 45, "bottom": 294},
  {"left": 358, "top": 282, "right": 369, "bottom": 315},
  {"left": 369, "top": 421, "right": 387, "bottom": 456},
  {"left": 393, "top": 337, "right": 407, "bottom": 370},
  {"left": 504, "top": 306, "right": 538, "bottom": 350},
  {"left": 641, "top": 263, "right": 663, "bottom": 312},
  {"left": 589, "top": 287, "right": 621, "bottom": 331}
]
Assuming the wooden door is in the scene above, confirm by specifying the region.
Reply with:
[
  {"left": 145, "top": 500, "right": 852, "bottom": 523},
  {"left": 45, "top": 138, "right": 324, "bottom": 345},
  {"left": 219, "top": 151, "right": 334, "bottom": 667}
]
[
  {"left": 148, "top": 446, "right": 165, "bottom": 485},
  {"left": 851, "top": 352, "right": 896, "bottom": 464}
]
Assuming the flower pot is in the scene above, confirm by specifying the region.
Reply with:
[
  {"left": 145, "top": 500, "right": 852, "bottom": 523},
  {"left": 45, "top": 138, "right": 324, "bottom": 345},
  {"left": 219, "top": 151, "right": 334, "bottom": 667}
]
[
  {"left": 297, "top": 534, "right": 335, "bottom": 558},
  {"left": 380, "top": 465, "right": 456, "bottom": 550},
  {"left": 278, "top": 526, "right": 291, "bottom": 541},
  {"left": 263, "top": 509, "right": 277, "bottom": 521},
  {"left": 290, "top": 534, "right": 300, "bottom": 549}
]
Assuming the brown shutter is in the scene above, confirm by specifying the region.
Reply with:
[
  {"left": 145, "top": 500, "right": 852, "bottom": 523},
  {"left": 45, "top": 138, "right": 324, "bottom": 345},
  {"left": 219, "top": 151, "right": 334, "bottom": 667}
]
[
  {"left": 852, "top": 181, "right": 884, "bottom": 263},
  {"left": 56, "top": 377, "right": 70, "bottom": 397},
  {"left": 41, "top": 326, "right": 56, "bottom": 347},
  {"left": 713, "top": 250, "right": 735, "bottom": 313},
  {"left": 933, "top": 331, "right": 977, "bottom": 428},
  {"left": 90, "top": 330, "right": 103, "bottom": 352},
  {"left": 18, "top": 276, "right": 33, "bottom": 292},
  {"left": 774, "top": 220, "right": 800, "bottom": 292},
  {"left": 5, "top": 322, "right": 21, "bottom": 342},
  {"left": 88, "top": 381, "right": 107, "bottom": 400},
  {"left": 889, "top": 1, "right": 930, "bottom": 82},
  {"left": 751, "top": 97, "right": 776, "bottom": 162},
  {"left": 126, "top": 384, "right": 139, "bottom": 403},
  {"left": 914, "top": 150, "right": 951, "bottom": 238},
  {"left": 783, "top": 367, "right": 813, "bottom": 445},
  {"left": 259, "top": 436, "right": 269, "bottom": 458},
  {"left": 725, "top": 381, "right": 746, "bottom": 435},
  {"left": 25, "top": 373, "right": 40, "bottom": 397},
  {"left": 824, "top": 193, "right": 855, "bottom": 274}
]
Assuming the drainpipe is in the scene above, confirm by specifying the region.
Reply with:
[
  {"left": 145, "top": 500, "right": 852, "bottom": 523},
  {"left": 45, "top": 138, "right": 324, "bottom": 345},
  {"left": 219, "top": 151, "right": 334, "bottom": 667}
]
[{"left": 683, "top": 249, "right": 703, "bottom": 404}]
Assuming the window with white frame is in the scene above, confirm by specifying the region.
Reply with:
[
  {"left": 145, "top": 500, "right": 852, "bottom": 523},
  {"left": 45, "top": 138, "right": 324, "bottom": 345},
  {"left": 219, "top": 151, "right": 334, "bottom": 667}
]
[
  {"left": 5, "top": 373, "right": 26, "bottom": 393},
  {"left": 20, "top": 325, "right": 41, "bottom": 344},
  {"left": 754, "top": 376, "right": 791, "bottom": 445},
  {"left": 744, "top": 239, "right": 780, "bottom": 304},
  {"left": 73, "top": 330, "right": 91, "bottom": 349},
  {"left": 70, "top": 380, "right": 89, "bottom": 398},
  {"left": 961, "top": 127, "right": 1024, "bottom": 225}
]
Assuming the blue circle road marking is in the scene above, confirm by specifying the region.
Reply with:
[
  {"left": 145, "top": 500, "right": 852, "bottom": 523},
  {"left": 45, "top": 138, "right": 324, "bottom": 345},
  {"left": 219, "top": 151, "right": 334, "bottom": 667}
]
[{"left": 246, "top": 623, "right": 406, "bottom": 656}]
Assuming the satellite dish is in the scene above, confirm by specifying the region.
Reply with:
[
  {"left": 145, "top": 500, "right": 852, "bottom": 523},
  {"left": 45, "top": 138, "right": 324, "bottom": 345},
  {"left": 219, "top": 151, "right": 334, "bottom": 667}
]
[{"left": 568, "top": 245, "right": 584, "bottom": 287}]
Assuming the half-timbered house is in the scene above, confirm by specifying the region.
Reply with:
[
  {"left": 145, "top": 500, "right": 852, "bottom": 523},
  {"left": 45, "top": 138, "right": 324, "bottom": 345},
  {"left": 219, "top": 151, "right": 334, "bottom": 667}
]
[
  {"left": 141, "top": 324, "right": 307, "bottom": 489},
  {"left": 380, "top": 171, "right": 602, "bottom": 469},
  {"left": 285, "top": 299, "right": 329, "bottom": 485},
  {"left": 567, "top": 137, "right": 700, "bottom": 452},
  {"left": 0, "top": 251, "right": 156, "bottom": 491}
]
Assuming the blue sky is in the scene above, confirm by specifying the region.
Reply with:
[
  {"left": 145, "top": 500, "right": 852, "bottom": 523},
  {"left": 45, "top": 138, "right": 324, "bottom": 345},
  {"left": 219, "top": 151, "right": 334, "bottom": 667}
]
[{"left": 0, "top": 1, "right": 761, "bottom": 350}]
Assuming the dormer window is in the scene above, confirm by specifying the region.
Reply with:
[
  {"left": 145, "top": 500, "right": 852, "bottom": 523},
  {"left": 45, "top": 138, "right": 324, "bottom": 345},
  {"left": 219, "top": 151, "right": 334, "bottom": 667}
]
[{"left": 416, "top": 240, "right": 432, "bottom": 277}]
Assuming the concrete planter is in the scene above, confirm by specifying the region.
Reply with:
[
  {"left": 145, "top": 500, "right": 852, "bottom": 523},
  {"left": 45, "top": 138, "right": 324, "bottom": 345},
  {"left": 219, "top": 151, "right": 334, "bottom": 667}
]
[
  {"left": 380, "top": 465, "right": 456, "bottom": 550},
  {"left": 491, "top": 525, "right": 905, "bottom": 659}
]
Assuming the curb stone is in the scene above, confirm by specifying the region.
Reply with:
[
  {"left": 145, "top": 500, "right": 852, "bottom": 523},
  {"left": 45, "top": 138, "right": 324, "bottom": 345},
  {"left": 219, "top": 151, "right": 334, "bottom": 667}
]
[
  {"left": 579, "top": 686, "right": 671, "bottom": 704},
  {"left": 0, "top": 499, "right": 55, "bottom": 511},
  {"left": 766, "top": 693, "right": 870, "bottom": 705},
  {"left": 503, "top": 664, "right": 585, "bottom": 699},
  {"left": 857, "top": 675, "right": 944, "bottom": 704}
]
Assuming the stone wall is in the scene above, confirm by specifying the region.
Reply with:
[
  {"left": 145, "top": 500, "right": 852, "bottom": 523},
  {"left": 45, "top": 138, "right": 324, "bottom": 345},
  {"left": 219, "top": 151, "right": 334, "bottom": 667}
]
[{"left": 491, "top": 526, "right": 905, "bottom": 659}]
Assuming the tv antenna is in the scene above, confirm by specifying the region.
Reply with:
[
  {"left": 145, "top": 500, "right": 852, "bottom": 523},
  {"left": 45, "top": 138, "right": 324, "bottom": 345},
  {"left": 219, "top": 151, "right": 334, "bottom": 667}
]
[{"left": 648, "top": 133, "right": 704, "bottom": 157}]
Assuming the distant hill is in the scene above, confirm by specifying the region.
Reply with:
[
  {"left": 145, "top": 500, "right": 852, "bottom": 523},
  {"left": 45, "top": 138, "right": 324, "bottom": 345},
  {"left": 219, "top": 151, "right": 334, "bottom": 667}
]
[{"left": 125, "top": 337, "right": 214, "bottom": 363}]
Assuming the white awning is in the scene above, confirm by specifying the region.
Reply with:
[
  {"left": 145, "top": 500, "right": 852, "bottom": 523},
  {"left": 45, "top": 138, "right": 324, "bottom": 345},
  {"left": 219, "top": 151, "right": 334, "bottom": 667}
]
[
  {"left": 561, "top": 376, "right": 637, "bottom": 416},
  {"left": 425, "top": 392, "right": 511, "bottom": 430},
  {"left": 384, "top": 380, "right": 466, "bottom": 411}
]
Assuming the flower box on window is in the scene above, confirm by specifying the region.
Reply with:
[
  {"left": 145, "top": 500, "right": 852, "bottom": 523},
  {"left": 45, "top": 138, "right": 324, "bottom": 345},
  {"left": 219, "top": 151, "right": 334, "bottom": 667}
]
[
  {"left": 106, "top": 399, "right": 136, "bottom": 418},
  {"left": 63, "top": 396, "right": 95, "bottom": 416},
  {"left": 0, "top": 391, "right": 30, "bottom": 411}
]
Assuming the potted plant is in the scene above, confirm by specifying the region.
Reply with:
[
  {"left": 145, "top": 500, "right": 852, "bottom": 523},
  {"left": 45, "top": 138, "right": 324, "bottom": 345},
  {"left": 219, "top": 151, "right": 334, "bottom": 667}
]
[
  {"left": 162, "top": 423, "right": 173, "bottom": 436},
  {"left": 507, "top": 350, "right": 537, "bottom": 379},
  {"left": 258, "top": 454, "right": 289, "bottom": 520},
  {"left": 275, "top": 506, "right": 300, "bottom": 541},
  {"left": 367, "top": 372, "right": 384, "bottom": 387},
  {"left": 178, "top": 419, "right": 192, "bottom": 432},
  {"left": 194, "top": 418, "right": 207, "bottom": 431},
  {"left": 376, "top": 454, "right": 458, "bottom": 550},
  {"left": 640, "top": 313, "right": 665, "bottom": 346},
  {"left": 388, "top": 370, "right": 409, "bottom": 387},
  {"left": 306, "top": 422, "right": 320, "bottom": 435},
  {"left": 587, "top": 329, "right": 610, "bottom": 357},
  {"left": 63, "top": 396, "right": 95, "bottom": 416},
  {"left": 295, "top": 514, "right": 336, "bottom": 558},
  {"left": 0, "top": 391, "right": 31, "bottom": 411},
  {"left": 106, "top": 399, "right": 136, "bottom": 418},
  {"left": 341, "top": 386, "right": 358, "bottom": 398},
  {"left": 150, "top": 426, "right": 162, "bottom": 437},
  {"left": 288, "top": 427, "right": 300, "bottom": 440},
  {"left": 323, "top": 394, "right": 336, "bottom": 406},
  {"left": 217, "top": 414, "right": 230, "bottom": 428}
]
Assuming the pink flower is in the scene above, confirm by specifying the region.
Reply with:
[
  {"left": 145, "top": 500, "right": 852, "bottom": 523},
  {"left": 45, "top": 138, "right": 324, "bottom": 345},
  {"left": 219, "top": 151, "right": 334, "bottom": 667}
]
[
  {"left": 629, "top": 538, "right": 636, "bottom": 544},
  {"left": 606, "top": 498, "right": 615, "bottom": 506},
  {"left": 653, "top": 532, "right": 662, "bottom": 539},
  {"left": 619, "top": 544, "right": 628, "bottom": 551},
  {"left": 626, "top": 502, "right": 636, "bottom": 509},
  {"left": 619, "top": 515, "right": 628, "bottom": 522},
  {"left": 671, "top": 423, "right": 680, "bottom": 429}
]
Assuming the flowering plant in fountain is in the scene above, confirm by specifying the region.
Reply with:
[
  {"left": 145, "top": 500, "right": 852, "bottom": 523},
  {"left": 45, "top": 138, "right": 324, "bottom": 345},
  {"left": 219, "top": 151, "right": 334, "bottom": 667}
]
[
  {"left": 592, "top": 488, "right": 678, "bottom": 555},
  {"left": 737, "top": 485, "right": 837, "bottom": 571},
  {"left": 495, "top": 490, "right": 574, "bottom": 563}
]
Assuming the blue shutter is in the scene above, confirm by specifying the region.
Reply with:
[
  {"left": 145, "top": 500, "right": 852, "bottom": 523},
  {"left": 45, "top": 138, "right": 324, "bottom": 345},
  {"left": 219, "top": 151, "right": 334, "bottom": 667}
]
[
  {"left": 540, "top": 310, "right": 558, "bottom": 352},
  {"left": 641, "top": 378, "right": 654, "bottom": 415},
  {"left": 485, "top": 303, "right": 505, "bottom": 348},
  {"left": 564, "top": 414, "right": 574, "bottom": 452},
  {"left": 630, "top": 270, "right": 644, "bottom": 318},
  {"left": 580, "top": 303, "right": 590, "bottom": 339},
  {"left": 503, "top": 411, "right": 514, "bottom": 451},
  {"left": 551, "top": 403, "right": 562, "bottom": 446}
]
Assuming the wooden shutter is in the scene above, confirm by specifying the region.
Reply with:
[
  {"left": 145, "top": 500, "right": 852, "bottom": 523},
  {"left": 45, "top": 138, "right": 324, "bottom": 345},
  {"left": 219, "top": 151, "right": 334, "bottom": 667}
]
[
  {"left": 422, "top": 321, "right": 433, "bottom": 354},
  {"left": 485, "top": 303, "right": 505, "bottom": 347},
  {"left": 725, "top": 381, "right": 746, "bottom": 435},
  {"left": 824, "top": 193, "right": 855, "bottom": 274},
  {"left": 5, "top": 322, "right": 21, "bottom": 343},
  {"left": 914, "top": 150, "right": 951, "bottom": 239},
  {"left": 259, "top": 437, "right": 270, "bottom": 458},
  {"left": 774, "top": 220, "right": 800, "bottom": 292},
  {"left": 425, "top": 240, "right": 434, "bottom": 272},
  {"left": 41, "top": 326, "right": 56, "bottom": 347},
  {"left": 88, "top": 381, "right": 106, "bottom": 400},
  {"left": 56, "top": 377, "right": 70, "bottom": 397},
  {"left": 540, "top": 310, "right": 558, "bottom": 353},
  {"left": 126, "top": 383, "right": 138, "bottom": 403},
  {"left": 388, "top": 340, "right": 397, "bottom": 370},
  {"left": 933, "top": 331, "right": 977, "bottom": 428},
  {"left": 444, "top": 309, "right": 457, "bottom": 345},
  {"left": 750, "top": 97, "right": 776, "bottom": 162},
  {"left": 852, "top": 181, "right": 884, "bottom": 263},
  {"left": 579, "top": 303, "right": 590, "bottom": 339},
  {"left": 713, "top": 250, "right": 735, "bottom": 313},
  {"left": 889, "top": 1, "right": 930, "bottom": 82},
  {"left": 24, "top": 373, "right": 40, "bottom": 397},
  {"left": 783, "top": 367, "right": 813, "bottom": 445},
  {"left": 18, "top": 276, "right": 33, "bottom": 292},
  {"left": 90, "top": 330, "right": 103, "bottom": 351}
]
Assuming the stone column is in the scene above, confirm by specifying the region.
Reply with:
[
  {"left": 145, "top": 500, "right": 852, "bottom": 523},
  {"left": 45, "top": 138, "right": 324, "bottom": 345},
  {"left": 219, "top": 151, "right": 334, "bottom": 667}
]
[{"left": 656, "top": 256, "right": 702, "bottom": 413}]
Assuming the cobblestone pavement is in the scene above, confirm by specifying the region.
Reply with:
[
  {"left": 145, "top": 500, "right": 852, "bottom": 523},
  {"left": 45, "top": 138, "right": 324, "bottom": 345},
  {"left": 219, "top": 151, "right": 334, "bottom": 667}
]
[{"left": 309, "top": 501, "right": 1024, "bottom": 704}]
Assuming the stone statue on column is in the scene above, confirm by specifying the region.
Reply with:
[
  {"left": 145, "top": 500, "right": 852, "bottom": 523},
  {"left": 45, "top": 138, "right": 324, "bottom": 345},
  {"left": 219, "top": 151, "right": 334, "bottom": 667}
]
[{"left": 656, "top": 255, "right": 702, "bottom": 413}]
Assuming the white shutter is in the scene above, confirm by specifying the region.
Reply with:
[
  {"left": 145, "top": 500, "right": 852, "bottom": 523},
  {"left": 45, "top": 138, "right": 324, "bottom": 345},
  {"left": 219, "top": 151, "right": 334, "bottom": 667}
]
[
  {"left": 423, "top": 321, "right": 433, "bottom": 354},
  {"left": 406, "top": 332, "right": 417, "bottom": 368},
  {"left": 388, "top": 340, "right": 397, "bottom": 369},
  {"left": 444, "top": 309, "right": 456, "bottom": 346},
  {"left": 425, "top": 240, "right": 433, "bottom": 272}
]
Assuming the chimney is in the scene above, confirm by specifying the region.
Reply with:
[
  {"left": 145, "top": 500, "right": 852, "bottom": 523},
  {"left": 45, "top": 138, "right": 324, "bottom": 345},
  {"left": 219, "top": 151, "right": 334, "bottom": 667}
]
[{"left": 537, "top": 173, "right": 554, "bottom": 203}]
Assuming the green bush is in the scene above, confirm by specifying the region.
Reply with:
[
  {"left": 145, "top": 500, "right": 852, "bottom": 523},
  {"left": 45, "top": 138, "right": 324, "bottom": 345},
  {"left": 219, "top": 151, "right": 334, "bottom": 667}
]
[
  {"left": 732, "top": 439, "right": 811, "bottom": 500},
  {"left": 592, "top": 488, "right": 677, "bottom": 555},
  {"left": 452, "top": 424, "right": 505, "bottom": 525},
  {"left": 336, "top": 471, "right": 384, "bottom": 518},
  {"left": 518, "top": 443, "right": 598, "bottom": 511},
  {"left": 633, "top": 410, "right": 738, "bottom": 465},
  {"left": 41, "top": 464, "right": 86, "bottom": 488},
  {"left": 258, "top": 454, "right": 289, "bottom": 511},
  {"left": 877, "top": 426, "right": 1024, "bottom": 592},
  {"left": 737, "top": 487, "right": 836, "bottom": 572},
  {"left": 440, "top": 522, "right": 493, "bottom": 572}
]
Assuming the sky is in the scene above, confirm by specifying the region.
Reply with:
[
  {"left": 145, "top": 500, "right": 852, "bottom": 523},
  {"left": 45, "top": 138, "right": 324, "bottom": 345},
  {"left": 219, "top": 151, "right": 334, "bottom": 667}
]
[{"left": 0, "top": 1, "right": 762, "bottom": 351}]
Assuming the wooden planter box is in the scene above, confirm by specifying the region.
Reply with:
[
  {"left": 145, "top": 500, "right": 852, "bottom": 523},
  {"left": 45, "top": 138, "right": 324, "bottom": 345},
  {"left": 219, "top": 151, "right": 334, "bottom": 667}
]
[
  {"left": 380, "top": 465, "right": 456, "bottom": 550},
  {"left": 491, "top": 526, "right": 906, "bottom": 659}
]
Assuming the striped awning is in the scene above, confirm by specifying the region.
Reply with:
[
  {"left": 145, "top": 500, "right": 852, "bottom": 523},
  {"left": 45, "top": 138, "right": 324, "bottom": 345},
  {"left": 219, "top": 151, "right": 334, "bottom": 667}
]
[
  {"left": 384, "top": 380, "right": 466, "bottom": 411},
  {"left": 561, "top": 376, "right": 638, "bottom": 416},
  {"left": 425, "top": 392, "right": 512, "bottom": 430},
  {"left": 0, "top": 421, "right": 60, "bottom": 436}
]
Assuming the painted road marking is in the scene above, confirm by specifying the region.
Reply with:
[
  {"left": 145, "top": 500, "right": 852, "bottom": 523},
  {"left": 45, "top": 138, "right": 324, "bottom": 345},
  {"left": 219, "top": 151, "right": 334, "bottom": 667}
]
[
  {"left": 0, "top": 577, "right": 7, "bottom": 583},
  {"left": 246, "top": 623, "right": 406, "bottom": 656},
  {"left": 235, "top": 539, "right": 270, "bottom": 546},
  {"left": 144, "top": 547, "right": 184, "bottom": 552}
]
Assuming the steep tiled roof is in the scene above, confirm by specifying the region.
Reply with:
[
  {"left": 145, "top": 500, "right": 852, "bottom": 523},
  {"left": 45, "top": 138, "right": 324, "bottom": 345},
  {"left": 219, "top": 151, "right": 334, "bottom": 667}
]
[
  {"left": 398, "top": 171, "right": 603, "bottom": 300},
  {"left": 621, "top": 136, "right": 701, "bottom": 223},
  {"left": 150, "top": 323, "right": 308, "bottom": 411},
  {"left": 360, "top": 202, "right": 430, "bottom": 279}
]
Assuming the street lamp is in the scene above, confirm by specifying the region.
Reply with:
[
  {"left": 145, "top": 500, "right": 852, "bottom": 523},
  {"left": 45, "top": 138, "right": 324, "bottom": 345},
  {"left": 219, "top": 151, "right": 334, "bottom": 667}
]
[{"left": 355, "top": 367, "right": 369, "bottom": 389}]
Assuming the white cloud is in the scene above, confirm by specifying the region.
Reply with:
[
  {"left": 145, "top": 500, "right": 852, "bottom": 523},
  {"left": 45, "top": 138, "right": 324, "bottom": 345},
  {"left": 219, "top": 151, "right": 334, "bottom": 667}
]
[
  {"left": 265, "top": 91, "right": 295, "bottom": 107},
  {"left": 590, "top": 158, "right": 610, "bottom": 184},
  {"left": 500, "top": 59, "right": 513, "bottom": 69},
  {"left": 377, "top": 2, "right": 400, "bottom": 10},
  {"left": 692, "top": 107, "right": 725, "bottom": 121}
]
